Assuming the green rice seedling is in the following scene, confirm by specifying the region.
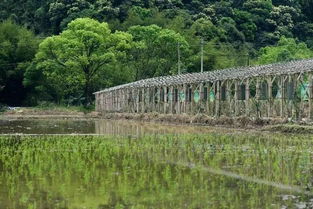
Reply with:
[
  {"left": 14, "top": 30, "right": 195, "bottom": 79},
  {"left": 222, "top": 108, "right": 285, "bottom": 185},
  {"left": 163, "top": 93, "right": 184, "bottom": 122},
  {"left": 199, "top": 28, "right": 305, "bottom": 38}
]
[{"left": 0, "top": 133, "right": 313, "bottom": 209}]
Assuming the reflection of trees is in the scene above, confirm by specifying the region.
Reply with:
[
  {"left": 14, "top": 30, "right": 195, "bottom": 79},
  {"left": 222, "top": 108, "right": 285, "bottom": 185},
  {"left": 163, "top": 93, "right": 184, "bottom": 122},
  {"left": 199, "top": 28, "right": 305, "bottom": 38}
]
[{"left": 0, "top": 134, "right": 312, "bottom": 208}]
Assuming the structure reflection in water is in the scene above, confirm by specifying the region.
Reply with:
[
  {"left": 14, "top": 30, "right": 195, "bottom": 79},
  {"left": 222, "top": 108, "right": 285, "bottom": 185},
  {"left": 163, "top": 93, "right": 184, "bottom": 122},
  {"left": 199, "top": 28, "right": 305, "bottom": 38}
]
[
  {"left": 95, "top": 119, "right": 221, "bottom": 136},
  {"left": 0, "top": 119, "right": 230, "bottom": 135}
]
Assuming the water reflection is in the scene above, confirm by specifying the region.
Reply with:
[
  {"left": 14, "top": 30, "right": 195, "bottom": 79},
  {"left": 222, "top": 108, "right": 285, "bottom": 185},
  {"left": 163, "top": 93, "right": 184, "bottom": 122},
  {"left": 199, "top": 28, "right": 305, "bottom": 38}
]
[
  {"left": 0, "top": 119, "right": 230, "bottom": 135},
  {"left": 1, "top": 135, "right": 311, "bottom": 209},
  {"left": 95, "top": 120, "right": 225, "bottom": 136},
  {"left": 0, "top": 119, "right": 95, "bottom": 134}
]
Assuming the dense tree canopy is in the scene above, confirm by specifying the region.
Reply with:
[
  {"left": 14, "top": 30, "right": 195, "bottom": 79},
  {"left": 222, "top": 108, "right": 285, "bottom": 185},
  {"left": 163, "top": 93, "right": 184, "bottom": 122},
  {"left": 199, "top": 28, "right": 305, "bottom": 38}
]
[
  {"left": 256, "top": 36, "right": 313, "bottom": 64},
  {"left": 0, "top": 20, "right": 39, "bottom": 105},
  {"left": 128, "top": 24, "right": 189, "bottom": 79},
  {"left": 30, "top": 18, "right": 132, "bottom": 105},
  {"left": 1, "top": 0, "right": 313, "bottom": 106}
]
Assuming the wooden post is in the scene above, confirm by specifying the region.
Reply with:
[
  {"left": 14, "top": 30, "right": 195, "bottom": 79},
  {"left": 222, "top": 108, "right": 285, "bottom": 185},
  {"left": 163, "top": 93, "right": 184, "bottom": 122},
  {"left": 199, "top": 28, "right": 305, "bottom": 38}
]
[
  {"left": 183, "top": 84, "right": 187, "bottom": 113},
  {"left": 267, "top": 77, "right": 273, "bottom": 118},
  {"left": 141, "top": 88, "right": 145, "bottom": 113},
  {"left": 215, "top": 81, "right": 221, "bottom": 117},
  {"left": 226, "top": 81, "right": 231, "bottom": 117},
  {"left": 116, "top": 90, "right": 119, "bottom": 111},
  {"left": 136, "top": 88, "right": 140, "bottom": 113},
  {"left": 309, "top": 73, "right": 313, "bottom": 120},
  {"left": 256, "top": 78, "right": 261, "bottom": 118},
  {"left": 234, "top": 81, "right": 239, "bottom": 116},
  {"left": 112, "top": 91, "right": 115, "bottom": 112},
  {"left": 280, "top": 76, "right": 286, "bottom": 118},
  {"left": 206, "top": 83, "right": 210, "bottom": 115},
  {"left": 170, "top": 86, "right": 174, "bottom": 114},
  {"left": 287, "top": 75, "right": 297, "bottom": 119},
  {"left": 163, "top": 86, "right": 167, "bottom": 114},
  {"left": 245, "top": 79, "right": 250, "bottom": 117},
  {"left": 158, "top": 87, "right": 162, "bottom": 113},
  {"left": 95, "top": 93, "right": 99, "bottom": 112},
  {"left": 146, "top": 88, "right": 151, "bottom": 113},
  {"left": 123, "top": 89, "right": 126, "bottom": 112},
  {"left": 199, "top": 83, "right": 204, "bottom": 113},
  {"left": 177, "top": 85, "right": 181, "bottom": 114},
  {"left": 189, "top": 85, "right": 193, "bottom": 114}
]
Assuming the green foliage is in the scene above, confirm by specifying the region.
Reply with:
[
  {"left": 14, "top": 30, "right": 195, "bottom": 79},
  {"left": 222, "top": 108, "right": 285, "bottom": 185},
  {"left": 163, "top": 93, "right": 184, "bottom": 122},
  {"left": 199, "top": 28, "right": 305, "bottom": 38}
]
[
  {"left": 1, "top": 0, "right": 313, "bottom": 106},
  {"left": 1, "top": 133, "right": 313, "bottom": 208},
  {"left": 256, "top": 36, "right": 313, "bottom": 64},
  {"left": 0, "top": 20, "right": 39, "bottom": 105},
  {"left": 33, "top": 18, "right": 132, "bottom": 105},
  {"left": 128, "top": 24, "right": 189, "bottom": 79}
]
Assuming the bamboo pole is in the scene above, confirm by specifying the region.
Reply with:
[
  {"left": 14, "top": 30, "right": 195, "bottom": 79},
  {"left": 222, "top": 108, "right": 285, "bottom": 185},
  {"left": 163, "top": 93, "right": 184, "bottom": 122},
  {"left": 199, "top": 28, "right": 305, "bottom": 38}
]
[
  {"left": 245, "top": 79, "right": 250, "bottom": 117},
  {"left": 256, "top": 78, "right": 261, "bottom": 118},
  {"left": 280, "top": 76, "right": 286, "bottom": 118},
  {"left": 234, "top": 81, "right": 239, "bottom": 116},
  {"left": 163, "top": 86, "right": 167, "bottom": 114},
  {"left": 170, "top": 86, "right": 174, "bottom": 114},
  {"left": 215, "top": 81, "right": 221, "bottom": 117},
  {"left": 309, "top": 73, "right": 313, "bottom": 120},
  {"left": 267, "top": 77, "right": 273, "bottom": 118}
]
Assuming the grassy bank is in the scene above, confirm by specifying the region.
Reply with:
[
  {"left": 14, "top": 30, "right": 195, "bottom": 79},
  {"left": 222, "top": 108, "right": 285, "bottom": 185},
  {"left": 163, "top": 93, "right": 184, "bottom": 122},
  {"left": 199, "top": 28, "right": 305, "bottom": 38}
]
[
  {"left": 1, "top": 105, "right": 99, "bottom": 119},
  {"left": 101, "top": 112, "right": 290, "bottom": 128}
]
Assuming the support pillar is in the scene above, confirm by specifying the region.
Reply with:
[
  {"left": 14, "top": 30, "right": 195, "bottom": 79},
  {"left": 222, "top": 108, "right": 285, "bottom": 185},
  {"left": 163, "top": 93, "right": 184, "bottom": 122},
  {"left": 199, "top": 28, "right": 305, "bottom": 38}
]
[
  {"left": 170, "top": 86, "right": 174, "bottom": 114},
  {"left": 234, "top": 81, "right": 239, "bottom": 116},
  {"left": 199, "top": 83, "right": 204, "bottom": 114},
  {"left": 215, "top": 81, "right": 221, "bottom": 117},
  {"left": 256, "top": 78, "right": 261, "bottom": 118},
  {"left": 280, "top": 76, "right": 286, "bottom": 118},
  {"left": 245, "top": 79, "right": 250, "bottom": 117},
  {"left": 267, "top": 77, "right": 273, "bottom": 118},
  {"left": 163, "top": 86, "right": 167, "bottom": 114},
  {"left": 309, "top": 73, "right": 313, "bottom": 120},
  {"left": 136, "top": 89, "right": 140, "bottom": 113},
  {"left": 141, "top": 88, "right": 145, "bottom": 113}
]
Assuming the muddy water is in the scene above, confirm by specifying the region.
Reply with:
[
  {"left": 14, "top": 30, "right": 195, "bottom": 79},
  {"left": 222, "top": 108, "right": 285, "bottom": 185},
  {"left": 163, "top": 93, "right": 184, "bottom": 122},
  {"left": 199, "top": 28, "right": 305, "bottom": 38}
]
[
  {"left": 1, "top": 134, "right": 313, "bottom": 209},
  {"left": 2, "top": 119, "right": 313, "bottom": 209},
  {"left": 0, "top": 119, "right": 230, "bottom": 135}
]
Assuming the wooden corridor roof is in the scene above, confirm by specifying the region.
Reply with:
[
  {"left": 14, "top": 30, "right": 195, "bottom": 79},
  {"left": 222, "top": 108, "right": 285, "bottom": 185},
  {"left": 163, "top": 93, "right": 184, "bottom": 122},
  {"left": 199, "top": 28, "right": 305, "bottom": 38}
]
[{"left": 94, "top": 59, "right": 313, "bottom": 94}]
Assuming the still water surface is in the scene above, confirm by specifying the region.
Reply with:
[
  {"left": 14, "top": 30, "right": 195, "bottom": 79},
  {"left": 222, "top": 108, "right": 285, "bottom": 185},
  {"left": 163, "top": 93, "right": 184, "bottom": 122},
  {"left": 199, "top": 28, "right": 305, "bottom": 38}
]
[
  {"left": 0, "top": 119, "right": 313, "bottom": 209},
  {"left": 0, "top": 119, "right": 228, "bottom": 135}
]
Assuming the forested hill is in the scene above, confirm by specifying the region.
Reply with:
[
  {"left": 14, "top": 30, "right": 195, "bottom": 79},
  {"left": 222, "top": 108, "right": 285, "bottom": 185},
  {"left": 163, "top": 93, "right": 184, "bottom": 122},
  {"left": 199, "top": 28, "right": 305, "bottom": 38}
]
[
  {"left": 1, "top": 0, "right": 313, "bottom": 106},
  {"left": 1, "top": 0, "right": 313, "bottom": 46}
]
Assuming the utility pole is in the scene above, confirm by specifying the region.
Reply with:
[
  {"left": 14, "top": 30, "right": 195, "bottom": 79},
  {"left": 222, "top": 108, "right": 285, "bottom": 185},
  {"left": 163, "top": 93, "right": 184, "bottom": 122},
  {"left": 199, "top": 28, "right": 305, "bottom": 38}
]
[
  {"left": 200, "top": 38, "right": 204, "bottom": 73},
  {"left": 177, "top": 42, "right": 181, "bottom": 74},
  {"left": 247, "top": 53, "right": 250, "bottom": 67}
]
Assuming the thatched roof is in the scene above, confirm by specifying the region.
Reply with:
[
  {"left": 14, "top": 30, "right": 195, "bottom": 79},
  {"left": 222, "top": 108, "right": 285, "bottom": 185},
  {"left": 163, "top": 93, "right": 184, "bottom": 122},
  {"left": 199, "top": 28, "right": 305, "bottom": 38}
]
[{"left": 94, "top": 59, "right": 313, "bottom": 94}]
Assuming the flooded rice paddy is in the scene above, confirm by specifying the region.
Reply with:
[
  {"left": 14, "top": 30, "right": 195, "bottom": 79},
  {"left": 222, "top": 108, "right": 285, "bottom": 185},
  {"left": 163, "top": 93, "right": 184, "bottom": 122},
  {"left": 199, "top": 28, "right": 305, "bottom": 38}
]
[
  {"left": 0, "top": 119, "right": 231, "bottom": 135},
  {"left": 1, "top": 119, "right": 313, "bottom": 209}
]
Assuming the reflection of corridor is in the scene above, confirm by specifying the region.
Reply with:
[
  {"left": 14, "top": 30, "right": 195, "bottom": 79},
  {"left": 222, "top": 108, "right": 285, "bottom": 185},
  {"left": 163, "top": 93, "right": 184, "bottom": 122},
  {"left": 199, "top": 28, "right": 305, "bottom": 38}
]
[
  {"left": 95, "top": 120, "right": 226, "bottom": 136},
  {"left": 95, "top": 59, "right": 313, "bottom": 120}
]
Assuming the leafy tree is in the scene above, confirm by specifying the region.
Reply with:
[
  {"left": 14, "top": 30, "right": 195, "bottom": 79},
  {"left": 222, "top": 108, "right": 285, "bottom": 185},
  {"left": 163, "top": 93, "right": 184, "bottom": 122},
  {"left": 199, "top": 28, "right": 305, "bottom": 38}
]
[
  {"left": 0, "top": 20, "right": 39, "bottom": 105},
  {"left": 190, "top": 18, "right": 222, "bottom": 41},
  {"left": 256, "top": 36, "right": 313, "bottom": 64},
  {"left": 33, "top": 18, "right": 133, "bottom": 105},
  {"left": 233, "top": 10, "right": 257, "bottom": 42},
  {"left": 243, "top": 0, "right": 273, "bottom": 31},
  {"left": 187, "top": 40, "right": 250, "bottom": 73},
  {"left": 128, "top": 24, "right": 189, "bottom": 79}
]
